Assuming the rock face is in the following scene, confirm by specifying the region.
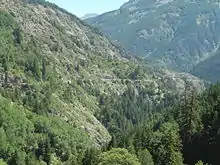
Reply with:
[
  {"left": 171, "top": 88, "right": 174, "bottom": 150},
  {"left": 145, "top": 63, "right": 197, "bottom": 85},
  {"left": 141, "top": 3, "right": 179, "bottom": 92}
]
[{"left": 86, "top": 0, "right": 220, "bottom": 82}]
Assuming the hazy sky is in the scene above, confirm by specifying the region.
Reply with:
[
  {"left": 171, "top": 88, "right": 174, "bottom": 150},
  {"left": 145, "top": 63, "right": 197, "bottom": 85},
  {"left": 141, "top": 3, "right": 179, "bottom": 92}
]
[{"left": 47, "top": 0, "right": 128, "bottom": 17}]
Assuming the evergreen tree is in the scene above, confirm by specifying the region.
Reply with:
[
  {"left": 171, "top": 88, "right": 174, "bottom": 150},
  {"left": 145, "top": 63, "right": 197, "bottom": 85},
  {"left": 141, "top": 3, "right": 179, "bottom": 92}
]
[
  {"left": 128, "top": 140, "right": 136, "bottom": 155},
  {"left": 82, "top": 148, "right": 99, "bottom": 165},
  {"left": 42, "top": 58, "right": 47, "bottom": 81},
  {"left": 151, "top": 122, "right": 184, "bottom": 165},
  {"left": 2, "top": 56, "right": 8, "bottom": 83},
  {"left": 179, "top": 86, "right": 203, "bottom": 143}
]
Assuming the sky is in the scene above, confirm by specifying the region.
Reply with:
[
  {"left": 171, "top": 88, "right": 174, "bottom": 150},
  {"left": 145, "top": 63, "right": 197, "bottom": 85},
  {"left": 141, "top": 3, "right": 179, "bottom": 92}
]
[{"left": 47, "top": 0, "right": 128, "bottom": 17}]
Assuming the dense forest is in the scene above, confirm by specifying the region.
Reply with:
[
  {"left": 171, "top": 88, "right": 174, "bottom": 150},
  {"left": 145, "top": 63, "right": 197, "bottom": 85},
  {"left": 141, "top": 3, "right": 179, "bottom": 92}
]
[
  {"left": 90, "top": 82, "right": 220, "bottom": 165},
  {"left": 0, "top": 0, "right": 220, "bottom": 165}
]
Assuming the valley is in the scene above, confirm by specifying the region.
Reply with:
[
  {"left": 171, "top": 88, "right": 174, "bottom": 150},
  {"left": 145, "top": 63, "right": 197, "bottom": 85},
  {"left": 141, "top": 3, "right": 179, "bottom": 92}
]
[{"left": 0, "top": 0, "right": 220, "bottom": 165}]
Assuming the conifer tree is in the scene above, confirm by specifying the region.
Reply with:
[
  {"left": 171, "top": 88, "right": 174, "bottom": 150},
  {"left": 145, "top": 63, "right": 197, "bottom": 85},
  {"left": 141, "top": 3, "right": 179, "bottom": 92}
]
[{"left": 179, "top": 86, "right": 203, "bottom": 143}]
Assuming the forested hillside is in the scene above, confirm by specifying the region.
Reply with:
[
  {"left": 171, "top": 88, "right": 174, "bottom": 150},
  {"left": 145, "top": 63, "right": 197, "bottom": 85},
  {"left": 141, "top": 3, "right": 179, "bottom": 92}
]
[
  {"left": 0, "top": 0, "right": 217, "bottom": 165},
  {"left": 87, "top": 0, "right": 220, "bottom": 82}
]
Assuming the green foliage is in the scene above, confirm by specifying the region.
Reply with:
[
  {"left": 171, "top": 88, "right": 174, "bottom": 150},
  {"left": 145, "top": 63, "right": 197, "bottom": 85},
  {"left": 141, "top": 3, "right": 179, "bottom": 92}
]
[
  {"left": 137, "top": 149, "right": 154, "bottom": 165},
  {"left": 178, "top": 87, "right": 203, "bottom": 143},
  {"left": 0, "top": 95, "right": 91, "bottom": 165},
  {"left": 82, "top": 148, "right": 100, "bottom": 165},
  {"left": 98, "top": 83, "right": 220, "bottom": 165},
  {"left": 98, "top": 148, "right": 141, "bottom": 165},
  {"left": 0, "top": 11, "right": 16, "bottom": 29},
  {"left": 195, "top": 161, "right": 205, "bottom": 165},
  {"left": 96, "top": 83, "right": 170, "bottom": 144},
  {"left": 0, "top": 159, "right": 7, "bottom": 165},
  {"left": 151, "top": 122, "right": 184, "bottom": 165}
]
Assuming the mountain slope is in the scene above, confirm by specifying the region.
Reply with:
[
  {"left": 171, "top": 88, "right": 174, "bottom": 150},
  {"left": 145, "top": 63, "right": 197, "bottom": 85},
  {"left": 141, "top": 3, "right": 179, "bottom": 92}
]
[
  {"left": 192, "top": 52, "right": 220, "bottom": 82},
  {"left": 87, "top": 0, "right": 220, "bottom": 81},
  {"left": 0, "top": 0, "right": 205, "bottom": 164}
]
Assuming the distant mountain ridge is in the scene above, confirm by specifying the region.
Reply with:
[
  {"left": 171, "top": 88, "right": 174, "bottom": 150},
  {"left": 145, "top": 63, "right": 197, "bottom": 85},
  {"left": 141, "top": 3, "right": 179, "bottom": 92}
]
[
  {"left": 86, "top": 0, "right": 220, "bottom": 82},
  {"left": 81, "top": 13, "right": 99, "bottom": 20}
]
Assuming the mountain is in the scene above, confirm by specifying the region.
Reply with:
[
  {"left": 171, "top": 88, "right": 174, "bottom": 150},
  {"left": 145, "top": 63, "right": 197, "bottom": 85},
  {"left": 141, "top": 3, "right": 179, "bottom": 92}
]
[
  {"left": 81, "top": 13, "right": 99, "bottom": 20},
  {"left": 0, "top": 0, "right": 206, "bottom": 164},
  {"left": 86, "top": 0, "right": 220, "bottom": 82}
]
